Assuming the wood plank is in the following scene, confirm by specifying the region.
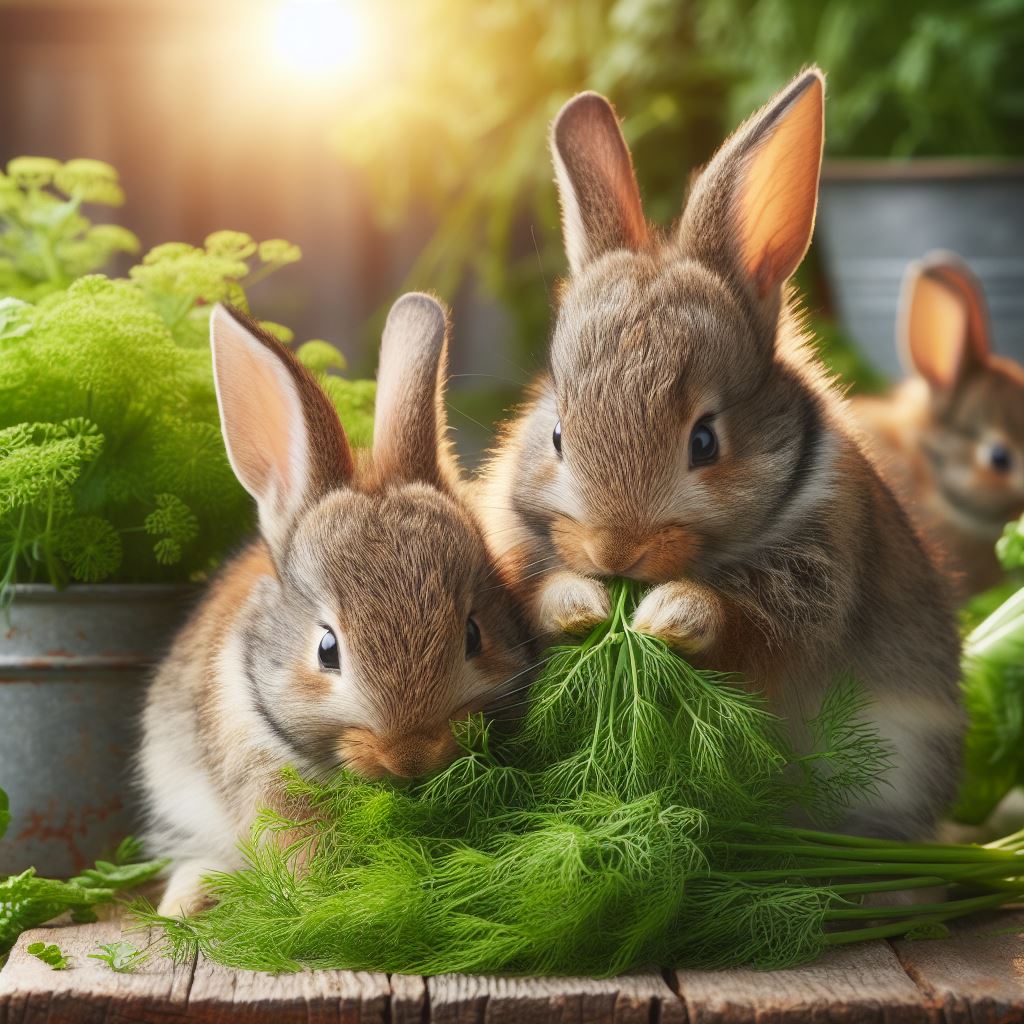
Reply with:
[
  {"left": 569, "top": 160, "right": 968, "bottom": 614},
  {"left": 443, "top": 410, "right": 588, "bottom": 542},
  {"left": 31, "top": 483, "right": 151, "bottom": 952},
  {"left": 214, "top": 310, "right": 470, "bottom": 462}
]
[
  {"left": 0, "top": 919, "right": 193, "bottom": 1024},
  {"left": 892, "top": 909, "right": 1024, "bottom": 1024},
  {"left": 674, "top": 941, "right": 933, "bottom": 1024},
  {"left": 390, "top": 973, "right": 428, "bottom": 1024},
  {"left": 185, "top": 953, "right": 390, "bottom": 1024},
  {"left": 425, "top": 968, "right": 683, "bottom": 1024}
]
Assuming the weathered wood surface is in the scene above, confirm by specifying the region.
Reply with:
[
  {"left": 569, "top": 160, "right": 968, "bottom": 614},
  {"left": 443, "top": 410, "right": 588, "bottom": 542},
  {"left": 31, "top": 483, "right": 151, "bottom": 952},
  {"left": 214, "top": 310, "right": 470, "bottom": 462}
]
[{"left": 1, "top": 913, "right": 1021, "bottom": 1023}]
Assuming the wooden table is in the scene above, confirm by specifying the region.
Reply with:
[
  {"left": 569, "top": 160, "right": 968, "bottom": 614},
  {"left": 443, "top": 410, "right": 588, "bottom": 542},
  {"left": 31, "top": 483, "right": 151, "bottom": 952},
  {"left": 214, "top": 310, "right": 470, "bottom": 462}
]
[{"left": 1, "top": 912, "right": 1021, "bottom": 1023}]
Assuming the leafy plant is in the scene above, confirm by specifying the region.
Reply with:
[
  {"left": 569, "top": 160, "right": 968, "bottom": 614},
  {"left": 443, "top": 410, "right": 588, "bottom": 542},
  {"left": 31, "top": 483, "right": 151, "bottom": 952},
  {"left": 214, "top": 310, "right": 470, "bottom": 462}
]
[
  {"left": 0, "top": 158, "right": 375, "bottom": 604},
  {"left": 147, "top": 581, "right": 1024, "bottom": 976},
  {"left": 0, "top": 790, "right": 165, "bottom": 958},
  {"left": 88, "top": 940, "right": 147, "bottom": 973},
  {"left": 954, "top": 514, "right": 1024, "bottom": 824},
  {"left": 700, "top": 0, "right": 1024, "bottom": 158},
  {"left": 26, "top": 941, "right": 70, "bottom": 970}
]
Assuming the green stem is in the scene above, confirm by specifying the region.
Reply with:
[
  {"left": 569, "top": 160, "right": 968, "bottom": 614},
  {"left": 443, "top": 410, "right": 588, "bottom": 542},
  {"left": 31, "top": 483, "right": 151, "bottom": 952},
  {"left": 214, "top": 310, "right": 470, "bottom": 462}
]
[
  {"left": 825, "top": 889, "right": 1022, "bottom": 944},
  {"left": 825, "top": 888, "right": 1024, "bottom": 920},
  {"left": 725, "top": 842, "right": 1022, "bottom": 864}
]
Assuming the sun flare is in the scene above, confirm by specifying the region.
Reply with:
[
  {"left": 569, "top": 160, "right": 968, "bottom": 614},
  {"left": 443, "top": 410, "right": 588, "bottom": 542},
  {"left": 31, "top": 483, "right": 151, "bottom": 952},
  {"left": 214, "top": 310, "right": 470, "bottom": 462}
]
[{"left": 270, "top": 0, "right": 373, "bottom": 81}]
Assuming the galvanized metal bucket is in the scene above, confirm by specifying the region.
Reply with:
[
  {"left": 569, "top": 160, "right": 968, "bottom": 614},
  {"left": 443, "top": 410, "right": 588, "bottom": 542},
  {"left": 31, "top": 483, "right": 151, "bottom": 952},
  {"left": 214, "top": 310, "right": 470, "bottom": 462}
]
[
  {"left": 0, "top": 584, "right": 196, "bottom": 878},
  {"left": 817, "top": 161, "right": 1024, "bottom": 378}
]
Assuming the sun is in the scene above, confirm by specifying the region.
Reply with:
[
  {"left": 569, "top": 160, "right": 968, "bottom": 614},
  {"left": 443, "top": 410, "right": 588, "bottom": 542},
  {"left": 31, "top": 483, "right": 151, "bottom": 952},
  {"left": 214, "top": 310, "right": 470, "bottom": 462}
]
[{"left": 270, "top": 0, "right": 374, "bottom": 81}]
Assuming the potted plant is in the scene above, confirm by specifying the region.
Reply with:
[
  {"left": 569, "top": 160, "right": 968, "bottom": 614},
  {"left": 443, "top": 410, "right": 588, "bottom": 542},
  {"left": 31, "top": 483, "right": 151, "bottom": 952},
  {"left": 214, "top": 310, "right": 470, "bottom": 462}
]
[
  {"left": 697, "top": 0, "right": 1024, "bottom": 375},
  {"left": 0, "top": 157, "right": 375, "bottom": 876}
]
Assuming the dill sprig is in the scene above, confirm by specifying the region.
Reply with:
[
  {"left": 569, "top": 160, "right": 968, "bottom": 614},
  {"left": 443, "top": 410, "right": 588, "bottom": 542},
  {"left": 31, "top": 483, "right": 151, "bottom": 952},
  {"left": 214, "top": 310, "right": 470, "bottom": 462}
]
[{"left": 143, "top": 580, "right": 1024, "bottom": 976}]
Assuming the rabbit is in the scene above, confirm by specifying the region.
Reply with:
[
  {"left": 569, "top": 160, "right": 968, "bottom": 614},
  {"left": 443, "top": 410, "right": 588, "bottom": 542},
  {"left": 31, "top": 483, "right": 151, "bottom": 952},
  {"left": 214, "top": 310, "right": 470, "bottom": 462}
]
[
  {"left": 852, "top": 252, "right": 1024, "bottom": 602},
  {"left": 139, "top": 293, "right": 535, "bottom": 916},
  {"left": 477, "top": 68, "right": 965, "bottom": 841}
]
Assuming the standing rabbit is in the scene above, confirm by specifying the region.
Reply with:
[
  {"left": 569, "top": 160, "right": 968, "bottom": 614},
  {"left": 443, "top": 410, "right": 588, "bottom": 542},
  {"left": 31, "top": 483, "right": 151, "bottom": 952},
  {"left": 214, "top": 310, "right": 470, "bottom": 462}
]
[
  {"left": 140, "top": 294, "right": 534, "bottom": 915},
  {"left": 478, "top": 69, "right": 965, "bottom": 840},
  {"left": 853, "top": 253, "right": 1024, "bottom": 601}
]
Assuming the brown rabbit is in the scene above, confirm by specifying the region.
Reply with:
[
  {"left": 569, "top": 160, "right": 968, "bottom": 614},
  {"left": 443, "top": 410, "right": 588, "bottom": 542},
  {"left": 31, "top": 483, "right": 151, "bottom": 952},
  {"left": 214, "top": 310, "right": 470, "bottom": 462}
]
[
  {"left": 853, "top": 253, "right": 1024, "bottom": 601},
  {"left": 139, "top": 294, "right": 534, "bottom": 915},
  {"left": 478, "top": 69, "right": 965, "bottom": 840}
]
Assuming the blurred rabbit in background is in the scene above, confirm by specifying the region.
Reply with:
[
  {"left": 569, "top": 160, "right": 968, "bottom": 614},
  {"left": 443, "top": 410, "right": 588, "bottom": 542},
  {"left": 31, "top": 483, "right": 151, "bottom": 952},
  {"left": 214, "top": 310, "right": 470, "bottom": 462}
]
[{"left": 853, "top": 252, "right": 1024, "bottom": 601}]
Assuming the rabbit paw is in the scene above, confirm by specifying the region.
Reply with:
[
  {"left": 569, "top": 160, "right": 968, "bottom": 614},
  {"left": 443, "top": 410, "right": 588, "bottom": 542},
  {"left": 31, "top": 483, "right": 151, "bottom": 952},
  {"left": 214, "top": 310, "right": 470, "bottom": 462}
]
[
  {"left": 632, "top": 581, "right": 721, "bottom": 654},
  {"left": 156, "top": 860, "right": 220, "bottom": 917},
  {"left": 536, "top": 570, "right": 611, "bottom": 636}
]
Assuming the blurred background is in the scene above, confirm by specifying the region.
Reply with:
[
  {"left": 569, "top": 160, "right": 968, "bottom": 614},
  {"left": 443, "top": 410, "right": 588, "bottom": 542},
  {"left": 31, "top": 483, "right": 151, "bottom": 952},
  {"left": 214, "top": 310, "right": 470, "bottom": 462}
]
[{"left": 2, "top": 0, "right": 1023, "bottom": 458}]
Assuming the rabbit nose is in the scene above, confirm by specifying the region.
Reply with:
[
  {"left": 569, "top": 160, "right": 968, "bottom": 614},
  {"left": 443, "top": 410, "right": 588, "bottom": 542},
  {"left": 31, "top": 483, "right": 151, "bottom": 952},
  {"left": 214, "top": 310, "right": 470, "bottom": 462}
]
[
  {"left": 338, "top": 725, "right": 458, "bottom": 780},
  {"left": 582, "top": 537, "right": 649, "bottom": 577}
]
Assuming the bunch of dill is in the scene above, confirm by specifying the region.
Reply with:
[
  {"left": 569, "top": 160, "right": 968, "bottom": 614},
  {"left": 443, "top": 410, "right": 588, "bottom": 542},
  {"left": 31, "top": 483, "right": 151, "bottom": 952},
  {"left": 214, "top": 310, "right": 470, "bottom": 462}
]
[{"left": 150, "top": 581, "right": 1024, "bottom": 976}]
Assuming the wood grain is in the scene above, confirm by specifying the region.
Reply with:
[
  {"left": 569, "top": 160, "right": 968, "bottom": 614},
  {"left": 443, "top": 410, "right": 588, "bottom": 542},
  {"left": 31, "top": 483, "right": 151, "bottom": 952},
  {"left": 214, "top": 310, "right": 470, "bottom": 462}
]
[
  {"left": 425, "top": 968, "right": 682, "bottom": 1024},
  {"left": 0, "top": 919, "right": 192, "bottom": 1024},
  {"left": 673, "top": 941, "right": 933, "bottom": 1024},
  {"left": 893, "top": 910, "right": 1024, "bottom": 1024},
  {"left": 4, "top": 916, "right": 1024, "bottom": 1023}
]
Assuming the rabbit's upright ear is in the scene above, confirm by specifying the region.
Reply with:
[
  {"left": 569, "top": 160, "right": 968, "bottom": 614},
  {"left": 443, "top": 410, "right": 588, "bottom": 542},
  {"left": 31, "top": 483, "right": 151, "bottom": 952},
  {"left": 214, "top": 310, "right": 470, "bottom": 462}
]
[
  {"left": 900, "top": 251, "right": 992, "bottom": 393},
  {"left": 680, "top": 68, "right": 824, "bottom": 319},
  {"left": 551, "top": 92, "right": 649, "bottom": 274},
  {"left": 210, "top": 304, "right": 354, "bottom": 555},
  {"left": 372, "top": 293, "right": 454, "bottom": 489}
]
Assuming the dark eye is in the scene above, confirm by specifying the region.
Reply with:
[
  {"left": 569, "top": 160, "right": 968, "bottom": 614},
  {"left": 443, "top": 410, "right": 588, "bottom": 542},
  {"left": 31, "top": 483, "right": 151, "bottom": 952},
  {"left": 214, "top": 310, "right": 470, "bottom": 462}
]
[
  {"left": 317, "top": 628, "right": 340, "bottom": 670},
  {"left": 689, "top": 421, "right": 718, "bottom": 467},
  {"left": 990, "top": 443, "right": 1012, "bottom": 474},
  {"left": 552, "top": 419, "right": 562, "bottom": 456},
  {"left": 466, "top": 616, "right": 482, "bottom": 658}
]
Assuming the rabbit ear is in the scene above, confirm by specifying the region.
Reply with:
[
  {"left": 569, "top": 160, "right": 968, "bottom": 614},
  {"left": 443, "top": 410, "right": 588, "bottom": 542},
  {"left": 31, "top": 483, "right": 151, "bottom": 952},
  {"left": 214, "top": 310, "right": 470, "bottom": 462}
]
[
  {"left": 681, "top": 68, "right": 824, "bottom": 311},
  {"left": 372, "top": 293, "right": 452, "bottom": 489},
  {"left": 900, "top": 252, "right": 992, "bottom": 392},
  {"left": 210, "top": 304, "right": 354, "bottom": 555},
  {"left": 551, "top": 91, "right": 649, "bottom": 273}
]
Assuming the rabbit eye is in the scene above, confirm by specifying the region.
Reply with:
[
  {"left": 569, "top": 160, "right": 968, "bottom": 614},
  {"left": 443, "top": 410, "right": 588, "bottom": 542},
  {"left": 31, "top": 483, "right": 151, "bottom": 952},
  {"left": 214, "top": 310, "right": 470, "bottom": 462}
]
[
  {"left": 317, "top": 628, "right": 340, "bottom": 671},
  {"left": 466, "top": 616, "right": 482, "bottom": 658},
  {"left": 552, "top": 420, "right": 563, "bottom": 457},
  {"left": 989, "top": 443, "right": 1012, "bottom": 474},
  {"left": 689, "top": 421, "right": 718, "bottom": 468}
]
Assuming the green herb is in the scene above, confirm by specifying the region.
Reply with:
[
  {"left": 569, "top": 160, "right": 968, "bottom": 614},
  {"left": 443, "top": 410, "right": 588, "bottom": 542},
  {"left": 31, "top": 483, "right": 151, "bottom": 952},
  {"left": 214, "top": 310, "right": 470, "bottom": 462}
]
[
  {"left": 26, "top": 941, "right": 71, "bottom": 969},
  {"left": 88, "top": 940, "right": 147, "bottom": 973},
  {"left": 953, "top": 569, "right": 1024, "bottom": 825},
  {"left": 0, "top": 157, "right": 375, "bottom": 604},
  {"left": 0, "top": 793, "right": 166, "bottom": 958},
  {"left": 145, "top": 581, "right": 1024, "bottom": 976}
]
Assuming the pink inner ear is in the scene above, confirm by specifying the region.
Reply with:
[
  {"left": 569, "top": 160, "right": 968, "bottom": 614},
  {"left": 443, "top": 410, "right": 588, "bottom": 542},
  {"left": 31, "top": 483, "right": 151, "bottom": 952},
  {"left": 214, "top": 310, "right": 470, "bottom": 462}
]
[
  {"left": 212, "top": 311, "right": 308, "bottom": 510},
  {"left": 907, "top": 274, "right": 971, "bottom": 390},
  {"left": 738, "top": 78, "right": 823, "bottom": 296}
]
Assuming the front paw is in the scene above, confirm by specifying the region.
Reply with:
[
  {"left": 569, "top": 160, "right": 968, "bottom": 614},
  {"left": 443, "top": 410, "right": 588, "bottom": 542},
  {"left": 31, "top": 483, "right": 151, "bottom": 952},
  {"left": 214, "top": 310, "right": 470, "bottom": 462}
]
[
  {"left": 632, "top": 581, "right": 721, "bottom": 655},
  {"left": 535, "top": 570, "right": 611, "bottom": 637}
]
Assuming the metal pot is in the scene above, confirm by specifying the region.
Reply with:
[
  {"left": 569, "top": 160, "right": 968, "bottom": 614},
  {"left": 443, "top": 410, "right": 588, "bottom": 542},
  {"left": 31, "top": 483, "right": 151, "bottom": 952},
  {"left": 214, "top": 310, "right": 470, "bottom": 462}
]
[
  {"left": 0, "top": 584, "right": 195, "bottom": 877},
  {"left": 817, "top": 160, "right": 1024, "bottom": 378}
]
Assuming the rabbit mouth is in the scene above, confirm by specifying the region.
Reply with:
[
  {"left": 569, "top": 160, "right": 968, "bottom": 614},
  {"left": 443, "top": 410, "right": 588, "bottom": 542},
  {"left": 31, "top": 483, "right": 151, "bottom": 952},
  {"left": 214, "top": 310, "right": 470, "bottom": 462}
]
[
  {"left": 337, "top": 725, "right": 459, "bottom": 781},
  {"left": 550, "top": 517, "right": 700, "bottom": 583}
]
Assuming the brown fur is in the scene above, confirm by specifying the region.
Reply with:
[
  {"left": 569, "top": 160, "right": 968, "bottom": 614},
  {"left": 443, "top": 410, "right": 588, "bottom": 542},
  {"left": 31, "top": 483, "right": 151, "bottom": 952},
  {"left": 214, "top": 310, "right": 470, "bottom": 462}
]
[
  {"left": 477, "top": 69, "right": 964, "bottom": 841},
  {"left": 140, "top": 294, "right": 535, "bottom": 914},
  {"left": 853, "top": 254, "right": 1024, "bottom": 600}
]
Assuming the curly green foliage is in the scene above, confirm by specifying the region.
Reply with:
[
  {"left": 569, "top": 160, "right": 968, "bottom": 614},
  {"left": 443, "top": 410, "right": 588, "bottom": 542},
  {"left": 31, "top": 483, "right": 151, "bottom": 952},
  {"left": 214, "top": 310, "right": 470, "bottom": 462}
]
[
  {"left": 0, "top": 158, "right": 139, "bottom": 301},
  {"left": 0, "top": 806, "right": 166, "bottom": 957},
  {"left": 1, "top": 189, "right": 375, "bottom": 601},
  {"left": 147, "top": 582, "right": 1024, "bottom": 976}
]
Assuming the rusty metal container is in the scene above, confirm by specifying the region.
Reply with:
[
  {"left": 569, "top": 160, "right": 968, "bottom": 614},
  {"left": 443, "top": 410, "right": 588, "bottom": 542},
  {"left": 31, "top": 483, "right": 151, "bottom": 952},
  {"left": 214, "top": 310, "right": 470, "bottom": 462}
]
[{"left": 0, "top": 584, "right": 195, "bottom": 878}]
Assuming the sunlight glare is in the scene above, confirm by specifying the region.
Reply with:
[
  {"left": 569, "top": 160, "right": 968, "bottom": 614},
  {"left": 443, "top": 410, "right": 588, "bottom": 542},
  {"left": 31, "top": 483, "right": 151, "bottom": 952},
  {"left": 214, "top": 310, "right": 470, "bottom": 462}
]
[{"left": 271, "top": 0, "right": 373, "bottom": 81}]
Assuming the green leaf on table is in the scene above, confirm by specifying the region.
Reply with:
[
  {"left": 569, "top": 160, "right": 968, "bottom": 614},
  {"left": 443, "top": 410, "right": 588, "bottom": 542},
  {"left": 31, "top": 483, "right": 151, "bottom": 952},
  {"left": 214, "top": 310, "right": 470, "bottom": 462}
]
[
  {"left": 27, "top": 941, "right": 71, "bottom": 969},
  {"left": 88, "top": 940, "right": 147, "bottom": 973}
]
